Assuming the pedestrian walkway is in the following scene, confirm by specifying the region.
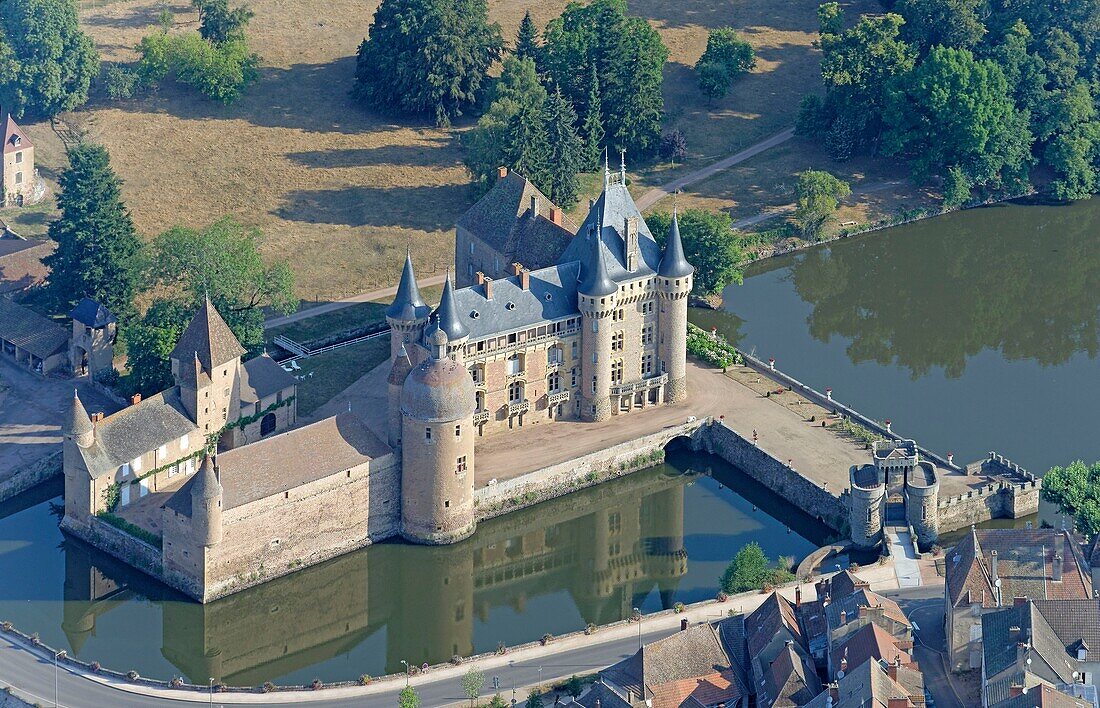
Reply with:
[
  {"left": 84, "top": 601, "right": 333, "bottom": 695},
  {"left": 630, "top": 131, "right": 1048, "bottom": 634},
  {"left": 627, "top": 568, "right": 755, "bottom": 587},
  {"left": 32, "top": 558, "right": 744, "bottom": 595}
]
[{"left": 887, "top": 528, "right": 922, "bottom": 588}]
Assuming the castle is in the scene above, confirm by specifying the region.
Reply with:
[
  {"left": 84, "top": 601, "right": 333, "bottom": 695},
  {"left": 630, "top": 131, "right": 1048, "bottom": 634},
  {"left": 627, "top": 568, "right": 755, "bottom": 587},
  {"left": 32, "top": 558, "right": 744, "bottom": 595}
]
[
  {"left": 848, "top": 440, "right": 939, "bottom": 549},
  {"left": 60, "top": 162, "right": 695, "bottom": 601}
]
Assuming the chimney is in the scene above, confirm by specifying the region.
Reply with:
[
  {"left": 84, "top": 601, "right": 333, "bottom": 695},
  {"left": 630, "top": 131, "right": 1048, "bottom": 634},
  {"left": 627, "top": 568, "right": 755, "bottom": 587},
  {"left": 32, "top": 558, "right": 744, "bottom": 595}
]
[
  {"left": 91, "top": 412, "right": 104, "bottom": 423},
  {"left": 511, "top": 262, "right": 524, "bottom": 276},
  {"left": 130, "top": 393, "right": 142, "bottom": 406},
  {"left": 476, "top": 271, "right": 486, "bottom": 285},
  {"left": 840, "top": 610, "right": 847, "bottom": 625},
  {"left": 795, "top": 585, "right": 802, "bottom": 608},
  {"left": 830, "top": 684, "right": 840, "bottom": 702},
  {"left": 887, "top": 698, "right": 909, "bottom": 708},
  {"left": 1008, "top": 625, "right": 1022, "bottom": 642},
  {"left": 1009, "top": 685, "right": 1023, "bottom": 698},
  {"left": 626, "top": 690, "right": 634, "bottom": 704},
  {"left": 840, "top": 648, "right": 848, "bottom": 674},
  {"left": 1054, "top": 554, "right": 1063, "bottom": 581},
  {"left": 530, "top": 194, "right": 540, "bottom": 217},
  {"left": 1013, "top": 597, "right": 1027, "bottom": 607},
  {"left": 483, "top": 277, "right": 493, "bottom": 300},
  {"left": 887, "top": 655, "right": 901, "bottom": 681},
  {"left": 497, "top": 166, "right": 508, "bottom": 179},
  {"left": 520, "top": 270, "right": 530, "bottom": 290},
  {"left": 680, "top": 618, "right": 689, "bottom": 631},
  {"left": 550, "top": 206, "right": 562, "bottom": 225}
]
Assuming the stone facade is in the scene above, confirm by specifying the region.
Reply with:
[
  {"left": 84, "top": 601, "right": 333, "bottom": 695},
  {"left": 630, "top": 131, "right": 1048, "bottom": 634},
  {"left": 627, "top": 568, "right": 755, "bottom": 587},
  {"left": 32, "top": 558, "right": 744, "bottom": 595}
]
[
  {"left": 69, "top": 299, "right": 117, "bottom": 378},
  {"left": 1, "top": 111, "right": 36, "bottom": 207},
  {"left": 847, "top": 440, "right": 940, "bottom": 549}
]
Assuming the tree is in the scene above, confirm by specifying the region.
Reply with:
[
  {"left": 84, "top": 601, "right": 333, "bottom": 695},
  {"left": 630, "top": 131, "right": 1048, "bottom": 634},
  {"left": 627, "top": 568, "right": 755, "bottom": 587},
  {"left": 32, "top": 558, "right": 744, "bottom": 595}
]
[
  {"left": 817, "top": 2, "right": 844, "bottom": 36},
  {"left": 515, "top": 10, "right": 539, "bottom": 63},
  {"left": 525, "top": 690, "right": 544, "bottom": 708},
  {"left": 541, "top": 0, "right": 668, "bottom": 154},
  {"left": 895, "top": 0, "right": 986, "bottom": 52},
  {"left": 1042, "top": 460, "right": 1100, "bottom": 538},
  {"left": 648, "top": 209, "right": 744, "bottom": 297},
  {"left": 398, "top": 685, "right": 422, "bottom": 708},
  {"left": 148, "top": 217, "right": 297, "bottom": 356},
  {"left": 193, "top": 0, "right": 254, "bottom": 44},
  {"left": 487, "top": 695, "right": 508, "bottom": 708},
  {"left": 793, "top": 170, "right": 851, "bottom": 239},
  {"left": 462, "top": 57, "right": 548, "bottom": 191},
  {"left": 695, "top": 28, "right": 756, "bottom": 100},
  {"left": 882, "top": 46, "right": 1033, "bottom": 193},
  {"left": 720, "top": 542, "right": 791, "bottom": 594},
  {"left": 942, "top": 166, "right": 972, "bottom": 207},
  {"left": 461, "top": 667, "right": 485, "bottom": 707},
  {"left": 352, "top": 0, "right": 503, "bottom": 126},
  {"left": 564, "top": 675, "right": 585, "bottom": 698},
  {"left": 0, "top": 0, "right": 99, "bottom": 119},
  {"left": 137, "top": 32, "right": 260, "bottom": 104},
  {"left": 580, "top": 66, "right": 605, "bottom": 170},
  {"left": 542, "top": 87, "right": 584, "bottom": 208},
  {"left": 43, "top": 144, "right": 142, "bottom": 319},
  {"left": 659, "top": 130, "right": 687, "bottom": 163},
  {"left": 123, "top": 299, "right": 192, "bottom": 397}
]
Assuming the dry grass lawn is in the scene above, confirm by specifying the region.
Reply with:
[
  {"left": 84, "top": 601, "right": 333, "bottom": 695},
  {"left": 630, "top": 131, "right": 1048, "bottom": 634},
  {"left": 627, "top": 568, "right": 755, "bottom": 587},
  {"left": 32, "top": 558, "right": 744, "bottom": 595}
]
[{"left": 18, "top": 0, "right": 888, "bottom": 302}]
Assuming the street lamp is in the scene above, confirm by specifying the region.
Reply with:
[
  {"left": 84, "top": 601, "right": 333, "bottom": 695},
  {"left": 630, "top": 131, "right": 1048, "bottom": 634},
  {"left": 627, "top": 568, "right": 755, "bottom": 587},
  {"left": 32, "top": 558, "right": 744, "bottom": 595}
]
[
  {"left": 537, "top": 666, "right": 543, "bottom": 692},
  {"left": 208, "top": 677, "right": 215, "bottom": 706},
  {"left": 633, "top": 607, "right": 642, "bottom": 649},
  {"left": 54, "top": 650, "right": 65, "bottom": 708},
  {"left": 401, "top": 660, "right": 410, "bottom": 686}
]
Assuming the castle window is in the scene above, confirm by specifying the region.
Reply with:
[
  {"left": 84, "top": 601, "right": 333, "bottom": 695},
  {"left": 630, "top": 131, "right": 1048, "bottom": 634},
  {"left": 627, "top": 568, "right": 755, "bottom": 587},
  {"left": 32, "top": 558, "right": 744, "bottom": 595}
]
[
  {"left": 548, "top": 372, "right": 561, "bottom": 393},
  {"left": 612, "top": 331, "right": 624, "bottom": 351},
  {"left": 14, "top": 172, "right": 21, "bottom": 185},
  {"left": 571, "top": 341, "right": 578, "bottom": 358},
  {"left": 641, "top": 354, "right": 653, "bottom": 376},
  {"left": 641, "top": 324, "right": 654, "bottom": 345},
  {"left": 261, "top": 413, "right": 277, "bottom": 436},
  {"left": 455, "top": 424, "right": 461, "bottom": 437},
  {"left": 14, "top": 151, "right": 22, "bottom": 164},
  {"left": 180, "top": 434, "right": 189, "bottom": 450},
  {"left": 506, "top": 354, "right": 522, "bottom": 376},
  {"left": 445, "top": 500, "right": 450, "bottom": 508},
  {"left": 456, "top": 456, "right": 467, "bottom": 473},
  {"left": 132, "top": 456, "right": 143, "bottom": 473},
  {"left": 277, "top": 391, "right": 283, "bottom": 404},
  {"left": 591, "top": 376, "right": 597, "bottom": 394},
  {"left": 469, "top": 364, "right": 484, "bottom": 384},
  {"left": 475, "top": 390, "right": 486, "bottom": 410},
  {"left": 571, "top": 368, "right": 577, "bottom": 387},
  {"left": 591, "top": 320, "right": 598, "bottom": 333},
  {"left": 508, "top": 381, "right": 524, "bottom": 403},
  {"left": 425, "top": 427, "right": 433, "bottom": 442},
  {"left": 254, "top": 402, "right": 261, "bottom": 415},
  {"left": 119, "top": 462, "right": 131, "bottom": 478},
  {"left": 547, "top": 346, "right": 563, "bottom": 365},
  {"left": 611, "top": 360, "right": 624, "bottom": 384},
  {"left": 609, "top": 512, "right": 621, "bottom": 533}
]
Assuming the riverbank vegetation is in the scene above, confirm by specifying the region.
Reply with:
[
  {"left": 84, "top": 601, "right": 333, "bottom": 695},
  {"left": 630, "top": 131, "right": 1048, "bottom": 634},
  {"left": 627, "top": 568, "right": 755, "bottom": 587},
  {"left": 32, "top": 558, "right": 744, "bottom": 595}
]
[
  {"left": 687, "top": 323, "right": 741, "bottom": 369},
  {"left": 720, "top": 542, "right": 794, "bottom": 593},
  {"left": 1041, "top": 460, "right": 1100, "bottom": 538},
  {"left": 648, "top": 209, "right": 744, "bottom": 297}
]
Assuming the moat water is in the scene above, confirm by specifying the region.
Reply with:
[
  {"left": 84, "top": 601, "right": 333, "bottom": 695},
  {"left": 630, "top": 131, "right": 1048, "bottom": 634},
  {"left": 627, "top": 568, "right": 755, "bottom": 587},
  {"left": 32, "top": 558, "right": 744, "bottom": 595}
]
[{"left": 6, "top": 197, "right": 1097, "bottom": 684}]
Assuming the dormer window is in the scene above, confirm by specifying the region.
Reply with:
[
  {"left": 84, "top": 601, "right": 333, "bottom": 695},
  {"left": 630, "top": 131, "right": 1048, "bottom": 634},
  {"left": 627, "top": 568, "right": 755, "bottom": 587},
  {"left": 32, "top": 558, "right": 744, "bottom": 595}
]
[{"left": 10, "top": 135, "right": 20, "bottom": 147}]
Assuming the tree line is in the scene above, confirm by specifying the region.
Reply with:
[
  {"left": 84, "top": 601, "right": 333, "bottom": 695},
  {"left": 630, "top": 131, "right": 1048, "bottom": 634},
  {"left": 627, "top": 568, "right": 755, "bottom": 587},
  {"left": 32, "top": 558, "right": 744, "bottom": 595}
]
[
  {"left": 798, "top": 0, "right": 1100, "bottom": 203},
  {"left": 41, "top": 142, "right": 296, "bottom": 397}
]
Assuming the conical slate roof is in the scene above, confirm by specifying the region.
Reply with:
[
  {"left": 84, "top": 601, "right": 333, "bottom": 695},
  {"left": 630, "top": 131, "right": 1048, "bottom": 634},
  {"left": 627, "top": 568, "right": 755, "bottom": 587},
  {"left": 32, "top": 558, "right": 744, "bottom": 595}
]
[
  {"left": 658, "top": 211, "right": 694, "bottom": 278},
  {"left": 65, "top": 390, "right": 94, "bottom": 440},
  {"left": 169, "top": 297, "right": 245, "bottom": 373},
  {"left": 579, "top": 228, "right": 617, "bottom": 297},
  {"left": 192, "top": 454, "right": 222, "bottom": 501},
  {"left": 432, "top": 274, "right": 469, "bottom": 341},
  {"left": 386, "top": 251, "right": 431, "bottom": 321}
]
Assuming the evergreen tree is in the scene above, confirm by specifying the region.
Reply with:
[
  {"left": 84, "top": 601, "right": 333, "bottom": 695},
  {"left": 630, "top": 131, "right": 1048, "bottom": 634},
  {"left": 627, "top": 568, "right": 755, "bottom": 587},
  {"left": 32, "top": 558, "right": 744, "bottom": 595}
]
[
  {"left": 508, "top": 100, "right": 552, "bottom": 188},
  {"left": 43, "top": 144, "right": 142, "bottom": 319},
  {"left": 352, "top": 0, "right": 503, "bottom": 126},
  {"left": 514, "top": 10, "right": 539, "bottom": 64},
  {"left": 542, "top": 0, "right": 668, "bottom": 154},
  {"left": 581, "top": 66, "right": 605, "bottom": 170},
  {"left": 0, "top": 0, "right": 99, "bottom": 119},
  {"left": 542, "top": 87, "right": 583, "bottom": 208}
]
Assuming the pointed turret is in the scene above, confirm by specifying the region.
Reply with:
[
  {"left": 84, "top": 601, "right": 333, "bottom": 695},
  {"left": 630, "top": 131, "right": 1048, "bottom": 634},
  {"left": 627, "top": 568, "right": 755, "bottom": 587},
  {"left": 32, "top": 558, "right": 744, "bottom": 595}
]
[
  {"left": 432, "top": 273, "right": 469, "bottom": 342},
  {"left": 193, "top": 454, "right": 222, "bottom": 501},
  {"left": 658, "top": 210, "right": 694, "bottom": 278},
  {"left": 579, "top": 225, "right": 617, "bottom": 297},
  {"left": 170, "top": 296, "right": 246, "bottom": 375},
  {"left": 191, "top": 454, "right": 223, "bottom": 547},
  {"left": 386, "top": 250, "right": 430, "bottom": 322},
  {"left": 65, "top": 390, "right": 95, "bottom": 448}
]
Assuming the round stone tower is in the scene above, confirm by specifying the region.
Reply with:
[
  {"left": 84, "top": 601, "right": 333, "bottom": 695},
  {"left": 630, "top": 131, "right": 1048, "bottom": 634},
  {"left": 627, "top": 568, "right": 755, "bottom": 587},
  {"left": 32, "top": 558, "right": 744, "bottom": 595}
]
[
  {"left": 849, "top": 464, "right": 885, "bottom": 549},
  {"left": 905, "top": 461, "right": 940, "bottom": 548},
  {"left": 386, "top": 251, "right": 431, "bottom": 362},
  {"left": 192, "top": 454, "right": 223, "bottom": 548},
  {"left": 400, "top": 328, "right": 477, "bottom": 544},
  {"left": 656, "top": 211, "right": 693, "bottom": 403},
  {"left": 578, "top": 225, "right": 618, "bottom": 422}
]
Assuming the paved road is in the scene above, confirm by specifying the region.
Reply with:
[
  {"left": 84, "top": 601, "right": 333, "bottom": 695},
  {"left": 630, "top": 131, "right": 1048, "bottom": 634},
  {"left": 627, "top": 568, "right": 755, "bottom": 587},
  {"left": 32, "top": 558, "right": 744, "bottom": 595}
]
[
  {"left": 882, "top": 586, "right": 965, "bottom": 708},
  {"left": 264, "top": 274, "right": 449, "bottom": 329},
  {"left": 635, "top": 127, "right": 796, "bottom": 211}
]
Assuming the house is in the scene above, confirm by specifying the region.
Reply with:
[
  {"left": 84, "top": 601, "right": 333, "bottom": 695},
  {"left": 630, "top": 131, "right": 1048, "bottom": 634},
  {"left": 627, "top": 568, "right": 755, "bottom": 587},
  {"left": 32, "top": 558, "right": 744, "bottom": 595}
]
[
  {"left": 745, "top": 592, "right": 821, "bottom": 707},
  {"left": 0, "top": 230, "right": 53, "bottom": 295},
  {"left": 945, "top": 528, "right": 1094, "bottom": 671},
  {"left": 803, "top": 658, "right": 925, "bottom": 708},
  {"left": 0, "top": 296, "right": 69, "bottom": 375},
  {"left": 1, "top": 109, "right": 37, "bottom": 207}
]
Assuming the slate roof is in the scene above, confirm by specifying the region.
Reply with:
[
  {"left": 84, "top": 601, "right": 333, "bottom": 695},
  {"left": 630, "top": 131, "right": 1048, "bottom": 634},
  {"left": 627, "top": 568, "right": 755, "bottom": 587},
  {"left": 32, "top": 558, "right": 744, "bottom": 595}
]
[
  {"left": 70, "top": 298, "right": 116, "bottom": 328},
  {"left": 981, "top": 602, "right": 1079, "bottom": 685},
  {"left": 1034, "top": 599, "right": 1100, "bottom": 663},
  {"left": 0, "top": 237, "right": 52, "bottom": 295},
  {"left": 78, "top": 388, "right": 198, "bottom": 479},
  {"left": 401, "top": 335, "right": 477, "bottom": 422},
  {"left": 819, "top": 569, "right": 870, "bottom": 602},
  {"left": 831, "top": 622, "right": 911, "bottom": 677},
  {"left": 803, "top": 657, "right": 916, "bottom": 708},
  {"left": 658, "top": 211, "right": 693, "bottom": 279},
  {"left": 1, "top": 112, "right": 32, "bottom": 153},
  {"left": 825, "top": 589, "right": 911, "bottom": 631},
  {"left": 571, "top": 680, "right": 634, "bottom": 708},
  {"left": 561, "top": 180, "right": 663, "bottom": 285},
  {"left": 165, "top": 413, "right": 390, "bottom": 517},
  {"left": 0, "top": 296, "right": 70, "bottom": 358},
  {"left": 745, "top": 592, "right": 804, "bottom": 658},
  {"left": 456, "top": 171, "right": 576, "bottom": 272},
  {"left": 992, "top": 681, "right": 1092, "bottom": 708},
  {"left": 386, "top": 252, "right": 431, "bottom": 321},
  {"left": 451, "top": 261, "right": 581, "bottom": 341},
  {"left": 947, "top": 529, "right": 1093, "bottom": 609},
  {"left": 578, "top": 221, "right": 617, "bottom": 297},
  {"left": 851, "top": 464, "right": 882, "bottom": 489},
  {"left": 601, "top": 621, "right": 747, "bottom": 705},
  {"left": 431, "top": 275, "right": 469, "bottom": 341},
  {"left": 761, "top": 641, "right": 821, "bottom": 707},
  {"left": 66, "top": 391, "right": 94, "bottom": 439},
  {"left": 239, "top": 354, "right": 296, "bottom": 404},
  {"left": 169, "top": 298, "right": 245, "bottom": 374}
]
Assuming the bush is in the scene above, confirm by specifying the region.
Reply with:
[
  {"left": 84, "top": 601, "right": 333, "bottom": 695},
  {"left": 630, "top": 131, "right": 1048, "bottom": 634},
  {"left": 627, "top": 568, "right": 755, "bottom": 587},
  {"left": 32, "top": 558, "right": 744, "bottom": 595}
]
[
  {"left": 659, "top": 130, "right": 687, "bottom": 162},
  {"left": 450, "top": 655, "right": 463, "bottom": 665},
  {"left": 310, "top": 679, "right": 323, "bottom": 690},
  {"left": 102, "top": 64, "right": 141, "bottom": 100},
  {"left": 358, "top": 675, "right": 372, "bottom": 686},
  {"left": 541, "top": 633, "right": 554, "bottom": 645},
  {"left": 93, "top": 366, "right": 121, "bottom": 387},
  {"left": 720, "top": 542, "right": 795, "bottom": 593},
  {"left": 716, "top": 591, "right": 729, "bottom": 602},
  {"left": 127, "top": 670, "right": 140, "bottom": 681},
  {"left": 137, "top": 32, "right": 259, "bottom": 104},
  {"left": 584, "top": 623, "right": 597, "bottom": 635},
  {"left": 695, "top": 28, "right": 756, "bottom": 99},
  {"left": 169, "top": 677, "right": 184, "bottom": 688},
  {"left": 673, "top": 602, "right": 685, "bottom": 613},
  {"left": 496, "top": 641, "right": 507, "bottom": 655},
  {"left": 262, "top": 681, "right": 276, "bottom": 692},
  {"left": 97, "top": 512, "right": 163, "bottom": 549},
  {"left": 687, "top": 323, "right": 741, "bottom": 369}
]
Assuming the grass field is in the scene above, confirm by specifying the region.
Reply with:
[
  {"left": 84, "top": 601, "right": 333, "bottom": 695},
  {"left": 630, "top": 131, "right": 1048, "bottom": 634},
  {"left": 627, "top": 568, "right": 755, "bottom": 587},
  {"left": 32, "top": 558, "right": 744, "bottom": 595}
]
[
  {"left": 16, "top": 0, "right": 892, "bottom": 302},
  {"left": 292, "top": 336, "right": 390, "bottom": 415}
]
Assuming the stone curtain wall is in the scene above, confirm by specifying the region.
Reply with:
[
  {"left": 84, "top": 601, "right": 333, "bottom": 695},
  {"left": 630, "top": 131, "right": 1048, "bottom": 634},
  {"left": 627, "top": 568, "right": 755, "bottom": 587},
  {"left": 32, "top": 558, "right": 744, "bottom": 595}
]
[
  {"left": 0, "top": 449, "right": 61, "bottom": 503},
  {"left": 697, "top": 420, "right": 850, "bottom": 534},
  {"left": 60, "top": 515, "right": 163, "bottom": 580},
  {"left": 473, "top": 420, "right": 704, "bottom": 522}
]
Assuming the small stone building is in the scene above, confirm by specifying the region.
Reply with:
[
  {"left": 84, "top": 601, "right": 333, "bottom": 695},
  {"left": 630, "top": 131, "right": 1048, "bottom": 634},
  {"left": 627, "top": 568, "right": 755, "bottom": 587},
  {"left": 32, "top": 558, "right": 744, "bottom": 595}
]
[
  {"left": 1, "top": 110, "right": 36, "bottom": 207},
  {"left": 0, "top": 296, "right": 69, "bottom": 375},
  {"left": 69, "top": 298, "right": 117, "bottom": 377},
  {"left": 0, "top": 230, "right": 53, "bottom": 295}
]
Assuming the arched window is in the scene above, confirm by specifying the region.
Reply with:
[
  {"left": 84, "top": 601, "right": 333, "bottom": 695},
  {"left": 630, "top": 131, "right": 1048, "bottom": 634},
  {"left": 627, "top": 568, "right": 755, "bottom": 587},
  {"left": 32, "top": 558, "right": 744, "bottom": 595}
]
[{"left": 260, "top": 413, "right": 277, "bottom": 436}]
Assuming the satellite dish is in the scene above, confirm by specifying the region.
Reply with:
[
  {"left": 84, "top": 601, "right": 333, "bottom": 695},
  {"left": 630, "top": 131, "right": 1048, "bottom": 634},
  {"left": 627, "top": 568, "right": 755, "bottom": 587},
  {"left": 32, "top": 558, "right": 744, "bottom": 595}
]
[{"left": 995, "top": 578, "right": 1002, "bottom": 588}]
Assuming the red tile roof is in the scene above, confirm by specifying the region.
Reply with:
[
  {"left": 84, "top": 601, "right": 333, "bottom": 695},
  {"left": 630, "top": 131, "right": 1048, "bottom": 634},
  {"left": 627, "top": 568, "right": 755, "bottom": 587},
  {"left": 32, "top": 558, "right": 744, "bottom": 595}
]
[
  {"left": 1, "top": 112, "right": 32, "bottom": 154},
  {"left": 831, "top": 622, "right": 911, "bottom": 676}
]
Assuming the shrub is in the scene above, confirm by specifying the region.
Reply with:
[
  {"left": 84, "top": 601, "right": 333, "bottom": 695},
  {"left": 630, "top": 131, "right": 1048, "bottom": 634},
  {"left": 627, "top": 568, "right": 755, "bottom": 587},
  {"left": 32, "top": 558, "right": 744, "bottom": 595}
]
[
  {"left": 169, "top": 677, "right": 184, "bottom": 688},
  {"left": 541, "top": 633, "right": 554, "bottom": 645},
  {"left": 450, "top": 655, "right": 463, "bottom": 665},
  {"left": 102, "top": 64, "right": 141, "bottom": 100},
  {"left": 127, "top": 670, "right": 140, "bottom": 681},
  {"left": 262, "top": 681, "right": 276, "bottom": 692},
  {"left": 584, "top": 623, "right": 597, "bottom": 635},
  {"left": 310, "top": 679, "right": 323, "bottom": 690},
  {"left": 659, "top": 130, "right": 687, "bottom": 162},
  {"left": 358, "top": 675, "right": 372, "bottom": 686},
  {"left": 687, "top": 323, "right": 741, "bottom": 369},
  {"left": 673, "top": 602, "right": 685, "bottom": 613},
  {"left": 137, "top": 32, "right": 259, "bottom": 104},
  {"left": 716, "top": 591, "right": 729, "bottom": 602},
  {"left": 720, "top": 542, "right": 795, "bottom": 593},
  {"left": 496, "top": 641, "right": 507, "bottom": 655},
  {"left": 90, "top": 661, "right": 101, "bottom": 672},
  {"left": 97, "top": 512, "right": 163, "bottom": 549}
]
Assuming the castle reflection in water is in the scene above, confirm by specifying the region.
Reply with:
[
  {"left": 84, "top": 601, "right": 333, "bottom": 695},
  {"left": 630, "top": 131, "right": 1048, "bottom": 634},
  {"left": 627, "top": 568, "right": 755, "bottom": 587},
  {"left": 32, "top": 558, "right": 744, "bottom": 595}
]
[{"left": 61, "top": 465, "right": 691, "bottom": 685}]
